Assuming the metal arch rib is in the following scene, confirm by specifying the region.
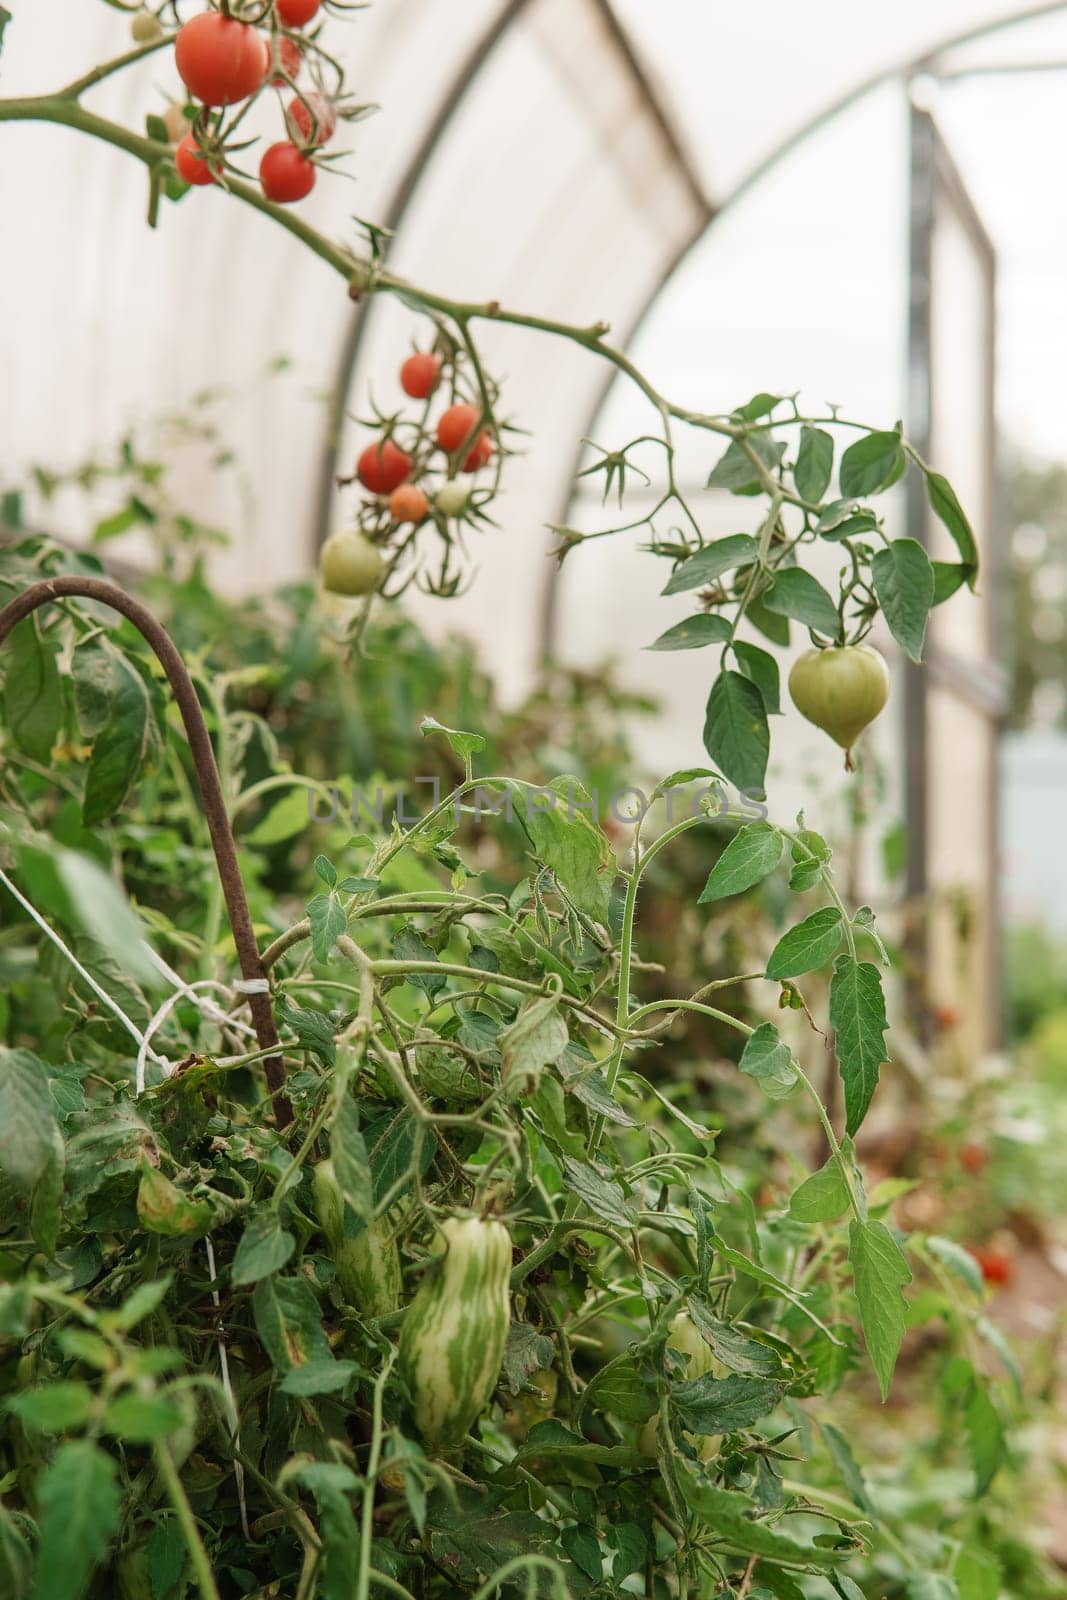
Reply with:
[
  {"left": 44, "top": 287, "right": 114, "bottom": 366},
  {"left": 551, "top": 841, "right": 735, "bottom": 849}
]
[{"left": 310, "top": 0, "right": 711, "bottom": 558}]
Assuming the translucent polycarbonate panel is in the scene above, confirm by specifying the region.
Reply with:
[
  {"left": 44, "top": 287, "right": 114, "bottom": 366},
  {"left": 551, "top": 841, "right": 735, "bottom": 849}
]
[
  {"left": 932, "top": 67, "right": 1067, "bottom": 460},
  {"left": 608, "top": 0, "right": 1049, "bottom": 200},
  {"left": 333, "top": 0, "right": 707, "bottom": 701},
  {"left": 928, "top": 184, "right": 994, "bottom": 663},
  {"left": 925, "top": 681, "right": 998, "bottom": 1049}
]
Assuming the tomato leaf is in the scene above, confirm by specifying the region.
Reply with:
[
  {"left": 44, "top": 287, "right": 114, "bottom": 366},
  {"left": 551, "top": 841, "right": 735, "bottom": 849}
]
[
  {"left": 83, "top": 654, "right": 159, "bottom": 825},
  {"left": 646, "top": 613, "right": 731, "bottom": 651},
  {"left": 871, "top": 538, "right": 934, "bottom": 662},
  {"left": 794, "top": 425, "right": 834, "bottom": 503},
  {"left": 925, "top": 469, "right": 979, "bottom": 583},
  {"left": 233, "top": 1210, "right": 296, "bottom": 1286},
  {"left": 703, "top": 671, "right": 769, "bottom": 797},
  {"left": 4, "top": 617, "right": 62, "bottom": 764},
  {"left": 765, "top": 907, "right": 844, "bottom": 979},
  {"left": 733, "top": 639, "right": 780, "bottom": 713},
  {"left": 661, "top": 534, "right": 758, "bottom": 596},
  {"left": 848, "top": 1219, "right": 911, "bottom": 1399},
  {"left": 763, "top": 568, "right": 841, "bottom": 639},
  {"left": 698, "top": 822, "right": 783, "bottom": 903},
  {"left": 830, "top": 956, "right": 889, "bottom": 1135},
  {"left": 838, "top": 430, "right": 906, "bottom": 498},
  {"left": 738, "top": 1022, "right": 797, "bottom": 1100},
  {"left": 789, "top": 1160, "right": 851, "bottom": 1224},
  {"left": 670, "top": 1373, "right": 783, "bottom": 1434},
  {"left": 707, "top": 434, "right": 786, "bottom": 494},
  {"left": 0, "top": 1046, "right": 60, "bottom": 1192},
  {"left": 32, "top": 1441, "right": 121, "bottom": 1600}
]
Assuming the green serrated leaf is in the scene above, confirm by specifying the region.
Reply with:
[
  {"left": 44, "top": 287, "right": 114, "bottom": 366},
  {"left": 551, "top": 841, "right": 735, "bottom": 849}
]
[
  {"left": 4, "top": 617, "right": 61, "bottom": 764},
  {"left": 707, "top": 434, "right": 786, "bottom": 493},
  {"left": 33, "top": 1441, "right": 121, "bottom": 1600},
  {"left": 647, "top": 613, "right": 732, "bottom": 651},
  {"left": 763, "top": 567, "right": 841, "bottom": 639},
  {"left": 738, "top": 1023, "right": 797, "bottom": 1100},
  {"left": 699, "top": 822, "right": 783, "bottom": 903},
  {"left": 830, "top": 957, "right": 888, "bottom": 1136},
  {"left": 765, "top": 907, "right": 844, "bottom": 980},
  {"left": 872, "top": 538, "right": 934, "bottom": 662},
  {"left": 232, "top": 1210, "right": 296, "bottom": 1286},
  {"left": 703, "top": 671, "right": 769, "bottom": 796},
  {"left": 661, "top": 534, "right": 758, "bottom": 596},
  {"left": 839, "top": 430, "right": 906, "bottom": 498},
  {"left": 0, "top": 1046, "right": 59, "bottom": 1191},
  {"left": 849, "top": 1219, "right": 911, "bottom": 1399},
  {"left": 926, "top": 470, "right": 979, "bottom": 581},
  {"left": 308, "top": 892, "right": 347, "bottom": 964},
  {"left": 733, "top": 640, "right": 780, "bottom": 713},
  {"left": 789, "top": 1160, "right": 850, "bottom": 1224},
  {"left": 794, "top": 425, "right": 834, "bottom": 502}
]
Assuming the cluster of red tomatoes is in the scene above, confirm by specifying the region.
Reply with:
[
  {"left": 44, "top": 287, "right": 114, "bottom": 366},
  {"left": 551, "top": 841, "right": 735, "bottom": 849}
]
[
  {"left": 320, "top": 351, "right": 498, "bottom": 598},
  {"left": 170, "top": 1, "right": 335, "bottom": 202}
]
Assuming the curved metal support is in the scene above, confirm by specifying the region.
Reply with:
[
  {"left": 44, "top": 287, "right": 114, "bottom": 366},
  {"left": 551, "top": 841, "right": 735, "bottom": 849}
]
[{"left": 0, "top": 578, "right": 293, "bottom": 1128}]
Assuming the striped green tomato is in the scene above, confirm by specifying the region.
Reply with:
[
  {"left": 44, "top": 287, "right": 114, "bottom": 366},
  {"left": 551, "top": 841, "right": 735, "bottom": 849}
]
[
  {"left": 640, "top": 1311, "right": 723, "bottom": 1461},
  {"left": 312, "top": 1159, "right": 402, "bottom": 1317},
  {"left": 398, "top": 1214, "right": 511, "bottom": 1448}
]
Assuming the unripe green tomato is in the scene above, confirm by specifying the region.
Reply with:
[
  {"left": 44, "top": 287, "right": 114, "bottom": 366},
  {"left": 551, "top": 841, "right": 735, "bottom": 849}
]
[
  {"left": 117, "top": 1548, "right": 153, "bottom": 1600},
  {"left": 320, "top": 530, "right": 384, "bottom": 596},
  {"left": 312, "top": 1160, "right": 402, "bottom": 1318},
  {"left": 788, "top": 645, "right": 889, "bottom": 761},
  {"left": 136, "top": 1164, "right": 214, "bottom": 1237},
  {"left": 501, "top": 1366, "right": 558, "bottom": 1442},
  {"left": 131, "top": 10, "right": 164, "bottom": 42},
  {"left": 639, "top": 1312, "right": 723, "bottom": 1461},
  {"left": 434, "top": 482, "right": 470, "bottom": 518},
  {"left": 398, "top": 1214, "right": 511, "bottom": 1449}
]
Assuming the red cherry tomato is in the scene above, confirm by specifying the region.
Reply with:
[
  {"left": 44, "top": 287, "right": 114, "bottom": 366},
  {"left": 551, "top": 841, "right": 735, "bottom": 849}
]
[
  {"left": 400, "top": 352, "right": 442, "bottom": 400},
  {"left": 286, "top": 93, "right": 336, "bottom": 145},
  {"left": 175, "top": 133, "right": 219, "bottom": 186},
  {"left": 389, "top": 484, "right": 429, "bottom": 524},
  {"left": 462, "top": 431, "right": 494, "bottom": 473},
  {"left": 968, "top": 1245, "right": 1013, "bottom": 1286},
  {"left": 276, "top": 0, "right": 320, "bottom": 24},
  {"left": 357, "top": 440, "right": 413, "bottom": 495},
  {"left": 436, "top": 403, "right": 481, "bottom": 454},
  {"left": 269, "top": 34, "right": 302, "bottom": 84},
  {"left": 259, "top": 141, "right": 316, "bottom": 203},
  {"left": 175, "top": 13, "right": 268, "bottom": 107},
  {"left": 959, "top": 1143, "right": 988, "bottom": 1175}
]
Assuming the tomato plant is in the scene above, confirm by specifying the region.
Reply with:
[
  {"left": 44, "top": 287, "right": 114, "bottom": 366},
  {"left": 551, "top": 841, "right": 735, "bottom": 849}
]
[{"left": 0, "top": 5, "right": 1043, "bottom": 1600}]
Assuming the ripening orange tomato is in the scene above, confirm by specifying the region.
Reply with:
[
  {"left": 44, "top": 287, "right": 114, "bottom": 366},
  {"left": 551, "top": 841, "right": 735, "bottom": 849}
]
[
  {"left": 400, "top": 352, "right": 442, "bottom": 399},
  {"left": 389, "top": 484, "right": 429, "bottom": 524},
  {"left": 436, "top": 403, "right": 481, "bottom": 454}
]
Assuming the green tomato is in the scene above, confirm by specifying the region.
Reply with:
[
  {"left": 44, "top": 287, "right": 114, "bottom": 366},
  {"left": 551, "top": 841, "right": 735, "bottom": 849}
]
[
  {"left": 788, "top": 645, "right": 889, "bottom": 764},
  {"left": 320, "top": 531, "right": 384, "bottom": 596},
  {"left": 434, "top": 482, "right": 470, "bottom": 518},
  {"left": 131, "top": 10, "right": 164, "bottom": 43}
]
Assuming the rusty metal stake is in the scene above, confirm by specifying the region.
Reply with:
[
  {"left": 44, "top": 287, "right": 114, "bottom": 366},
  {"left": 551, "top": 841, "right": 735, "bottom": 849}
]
[{"left": 0, "top": 576, "right": 292, "bottom": 1128}]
